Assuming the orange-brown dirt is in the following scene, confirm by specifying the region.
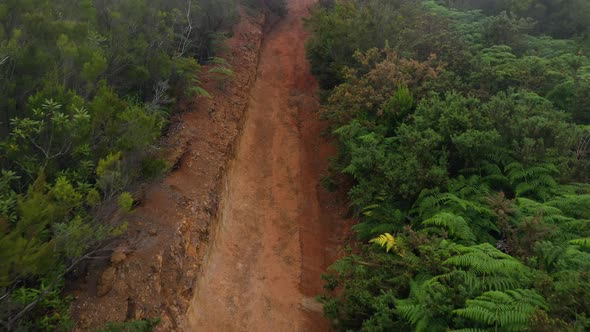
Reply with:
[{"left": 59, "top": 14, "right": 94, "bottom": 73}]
[
  {"left": 184, "top": 0, "right": 349, "bottom": 330},
  {"left": 72, "top": 1, "right": 351, "bottom": 331},
  {"left": 71, "top": 9, "right": 267, "bottom": 330}
]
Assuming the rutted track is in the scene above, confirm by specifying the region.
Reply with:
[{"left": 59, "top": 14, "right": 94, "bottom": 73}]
[{"left": 184, "top": 0, "right": 347, "bottom": 330}]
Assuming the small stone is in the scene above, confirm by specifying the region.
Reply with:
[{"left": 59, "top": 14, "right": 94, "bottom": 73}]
[
  {"left": 97, "top": 267, "right": 116, "bottom": 297},
  {"left": 148, "top": 228, "right": 158, "bottom": 236},
  {"left": 110, "top": 251, "right": 127, "bottom": 265},
  {"left": 150, "top": 254, "right": 163, "bottom": 273}
]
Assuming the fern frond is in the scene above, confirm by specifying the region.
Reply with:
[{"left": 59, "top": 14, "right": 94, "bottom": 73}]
[
  {"left": 396, "top": 303, "right": 424, "bottom": 326},
  {"left": 423, "top": 212, "right": 476, "bottom": 243},
  {"left": 516, "top": 198, "right": 563, "bottom": 216},
  {"left": 481, "top": 162, "right": 503, "bottom": 176},
  {"left": 395, "top": 279, "right": 451, "bottom": 331},
  {"left": 188, "top": 86, "right": 211, "bottom": 98},
  {"left": 454, "top": 289, "right": 547, "bottom": 331},
  {"left": 208, "top": 56, "right": 231, "bottom": 66},
  {"left": 208, "top": 66, "right": 236, "bottom": 77},
  {"left": 444, "top": 243, "right": 530, "bottom": 290},
  {"left": 534, "top": 240, "right": 566, "bottom": 270},
  {"left": 505, "top": 162, "right": 527, "bottom": 183},
  {"left": 570, "top": 238, "right": 590, "bottom": 248},
  {"left": 546, "top": 194, "right": 590, "bottom": 219},
  {"left": 370, "top": 233, "right": 395, "bottom": 252}
]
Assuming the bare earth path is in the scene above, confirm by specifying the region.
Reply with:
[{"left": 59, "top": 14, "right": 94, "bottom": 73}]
[{"left": 184, "top": 0, "right": 347, "bottom": 330}]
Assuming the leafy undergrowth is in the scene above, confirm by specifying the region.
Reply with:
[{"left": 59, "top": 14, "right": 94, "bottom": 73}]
[
  {"left": 306, "top": 0, "right": 590, "bottom": 330},
  {"left": 0, "top": 0, "right": 286, "bottom": 329}
]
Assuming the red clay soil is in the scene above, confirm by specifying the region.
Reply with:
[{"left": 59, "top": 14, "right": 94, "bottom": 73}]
[
  {"left": 183, "top": 0, "right": 349, "bottom": 330},
  {"left": 71, "top": 10, "right": 268, "bottom": 330},
  {"left": 72, "top": 0, "right": 350, "bottom": 330}
]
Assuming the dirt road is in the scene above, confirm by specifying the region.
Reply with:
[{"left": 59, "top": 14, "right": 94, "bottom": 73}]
[{"left": 184, "top": 0, "right": 347, "bottom": 330}]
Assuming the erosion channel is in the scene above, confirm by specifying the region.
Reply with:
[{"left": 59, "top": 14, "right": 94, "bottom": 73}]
[{"left": 184, "top": 0, "right": 347, "bottom": 330}]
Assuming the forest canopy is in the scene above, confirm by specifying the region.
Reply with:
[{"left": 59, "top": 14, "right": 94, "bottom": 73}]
[{"left": 306, "top": 0, "right": 590, "bottom": 330}]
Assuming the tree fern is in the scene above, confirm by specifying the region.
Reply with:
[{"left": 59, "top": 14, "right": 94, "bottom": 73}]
[
  {"left": 534, "top": 240, "right": 567, "bottom": 271},
  {"left": 415, "top": 191, "right": 492, "bottom": 219},
  {"left": 480, "top": 161, "right": 511, "bottom": 189},
  {"left": 444, "top": 243, "right": 532, "bottom": 290},
  {"left": 453, "top": 289, "right": 548, "bottom": 331},
  {"left": 515, "top": 197, "right": 564, "bottom": 218},
  {"left": 422, "top": 212, "right": 476, "bottom": 243},
  {"left": 413, "top": 182, "right": 497, "bottom": 241},
  {"left": 208, "top": 66, "right": 236, "bottom": 78},
  {"left": 559, "top": 246, "right": 590, "bottom": 270},
  {"left": 546, "top": 194, "right": 590, "bottom": 219},
  {"left": 505, "top": 162, "right": 558, "bottom": 200},
  {"left": 353, "top": 199, "right": 406, "bottom": 240},
  {"left": 188, "top": 85, "right": 211, "bottom": 98},
  {"left": 207, "top": 57, "right": 236, "bottom": 77},
  {"left": 396, "top": 280, "right": 449, "bottom": 332},
  {"left": 483, "top": 147, "right": 514, "bottom": 168}
]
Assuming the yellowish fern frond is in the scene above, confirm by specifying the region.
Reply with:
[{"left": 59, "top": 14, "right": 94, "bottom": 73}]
[
  {"left": 570, "top": 237, "right": 590, "bottom": 248},
  {"left": 370, "top": 233, "right": 395, "bottom": 252}
]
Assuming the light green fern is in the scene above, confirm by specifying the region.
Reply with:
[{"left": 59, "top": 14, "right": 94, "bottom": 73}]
[
  {"left": 422, "top": 212, "right": 476, "bottom": 243},
  {"left": 453, "top": 289, "right": 547, "bottom": 331},
  {"left": 570, "top": 237, "right": 590, "bottom": 248},
  {"left": 370, "top": 233, "right": 396, "bottom": 252}
]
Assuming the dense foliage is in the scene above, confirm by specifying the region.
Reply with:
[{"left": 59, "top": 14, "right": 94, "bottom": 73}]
[
  {"left": 306, "top": 0, "right": 590, "bottom": 330},
  {"left": 0, "top": 0, "right": 286, "bottom": 329}
]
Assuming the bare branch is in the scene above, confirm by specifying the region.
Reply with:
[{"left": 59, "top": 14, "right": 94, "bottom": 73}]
[
  {"left": 177, "top": 0, "right": 193, "bottom": 57},
  {"left": 150, "top": 80, "right": 172, "bottom": 111},
  {"left": 3, "top": 243, "right": 116, "bottom": 329}
]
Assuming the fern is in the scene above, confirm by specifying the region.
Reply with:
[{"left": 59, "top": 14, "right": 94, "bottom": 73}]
[
  {"left": 207, "top": 56, "right": 230, "bottom": 66},
  {"left": 396, "top": 303, "right": 424, "bottom": 327},
  {"left": 188, "top": 85, "right": 211, "bottom": 98},
  {"left": 396, "top": 280, "right": 449, "bottom": 332},
  {"left": 570, "top": 238, "right": 590, "bottom": 248},
  {"left": 546, "top": 194, "right": 590, "bottom": 219},
  {"left": 453, "top": 289, "right": 547, "bottom": 331},
  {"left": 353, "top": 200, "right": 406, "bottom": 240},
  {"left": 370, "top": 233, "right": 396, "bottom": 252},
  {"left": 208, "top": 66, "right": 236, "bottom": 78},
  {"left": 450, "top": 175, "right": 491, "bottom": 198},
  {"left": 505, "top": 162, "right": 558, "bottom": 200},
  {"left": 422, "top": 212, "right": 476, "bottom": 243},
  {"left": 413, "top": 182, "right": 497, "bottom": 241},
  {"left": 444, "top": 243, "right": 531, "bottom": 290},
  {"left": 515, "top": 197, "right": 564, "bottom": 217},
  {"left": 534, "top": 240, "right": 567, "bottom": 271},
  {"left": 207, "top": 57, "right": 235, "bottom": 79}
]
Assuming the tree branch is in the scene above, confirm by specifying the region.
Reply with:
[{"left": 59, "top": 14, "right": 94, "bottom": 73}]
[
  {"left": 3, "top": 244, "right": 115, "bottom": 329},
  {"left": 177, "top": 0, "right": 193, "bottom": 57}
]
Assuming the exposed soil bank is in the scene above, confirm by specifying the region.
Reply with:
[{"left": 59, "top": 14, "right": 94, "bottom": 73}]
[
  {"left": 72, "top": 1, "right": 349, "bottom": 330},
  {"left": 184, "top": 0, "right": 349, "bottom": 330},
  {"left": 71, "top": 9, "right": 268, "bottom": 331}
]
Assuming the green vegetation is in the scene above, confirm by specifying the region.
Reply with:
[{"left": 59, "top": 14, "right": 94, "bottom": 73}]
[
  {"left": 0, "top": 0, "right": 286, "bottom": 329},
  {"left": 306, "top": 0, "right": 590, "bottom": 330},
  {"left": 96, "top": 318, "right": 161, "bottom": 332}
]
